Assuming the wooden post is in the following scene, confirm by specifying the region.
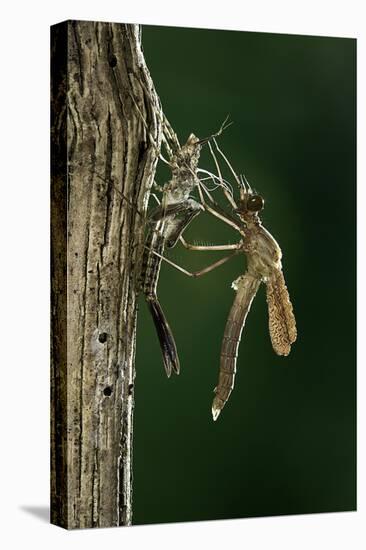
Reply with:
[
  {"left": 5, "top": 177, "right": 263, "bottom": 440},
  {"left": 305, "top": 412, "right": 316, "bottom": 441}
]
[{"left": 51, "top": 20, "right": 162, "bottom": 529}]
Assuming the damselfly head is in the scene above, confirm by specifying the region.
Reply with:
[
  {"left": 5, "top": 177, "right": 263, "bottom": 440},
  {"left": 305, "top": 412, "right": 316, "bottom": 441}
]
[
  {"left": 247, "top": 194, "right": 264, "bottom": 212},
  {"left": 235, "top": 192, "right": 264, "bottom": 219},
  {"left": 236, "top": 173, "right": 264, "bottom": 217}
]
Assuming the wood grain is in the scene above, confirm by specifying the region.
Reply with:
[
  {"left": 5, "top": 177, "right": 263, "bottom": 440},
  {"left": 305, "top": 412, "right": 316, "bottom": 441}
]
[{"left": 51, "top": 20, "right": 162, "bottom": 529}]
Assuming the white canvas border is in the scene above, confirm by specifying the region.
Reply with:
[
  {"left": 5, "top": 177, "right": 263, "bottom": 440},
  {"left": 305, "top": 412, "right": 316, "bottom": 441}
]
[{"left": 0, "top": 1, "right": 363, "bottom": 549}]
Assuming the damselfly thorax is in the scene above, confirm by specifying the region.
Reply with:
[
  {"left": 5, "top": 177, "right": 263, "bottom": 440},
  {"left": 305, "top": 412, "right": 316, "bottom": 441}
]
[{"left": 240, "top": 222, "right": 283, "bottom": 280}]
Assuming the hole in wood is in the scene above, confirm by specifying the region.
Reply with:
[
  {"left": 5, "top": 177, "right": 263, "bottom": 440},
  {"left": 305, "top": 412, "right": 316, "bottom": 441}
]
[
  {"left": 98, "top": 332, "right": 108, "bottom": 343},
  {"left": 103, "top": 386, "right": 112, "bottom": 397},
  {"left": 108, "top": 54, "right": 117, "bottom": 68}
]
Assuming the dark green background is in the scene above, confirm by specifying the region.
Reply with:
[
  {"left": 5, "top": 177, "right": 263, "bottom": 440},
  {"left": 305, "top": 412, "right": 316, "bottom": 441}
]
[{"left": 133, "top": 26, "right": 356, "bottom": 525}]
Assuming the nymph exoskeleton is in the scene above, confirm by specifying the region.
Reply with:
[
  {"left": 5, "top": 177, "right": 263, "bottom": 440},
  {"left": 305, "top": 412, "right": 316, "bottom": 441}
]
[{"left": 110, "top": 90, "right": 233, "bottom": 377}]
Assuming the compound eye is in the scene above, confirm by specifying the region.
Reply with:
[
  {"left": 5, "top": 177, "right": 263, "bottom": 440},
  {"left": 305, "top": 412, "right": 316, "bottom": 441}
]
[{"left": 247, "top": 195, "right": 264, "bottom": 212}]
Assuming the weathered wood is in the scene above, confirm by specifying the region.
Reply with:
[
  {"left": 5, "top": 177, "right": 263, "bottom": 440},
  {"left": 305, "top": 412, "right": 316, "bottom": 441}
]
[{"left": 51, "top": 20, "right": 162, "bottom": 529}]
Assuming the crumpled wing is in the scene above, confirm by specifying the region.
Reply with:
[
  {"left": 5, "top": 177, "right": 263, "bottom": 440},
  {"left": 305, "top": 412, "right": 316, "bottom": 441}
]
[{"left": 266, "top": 269, "right": 297, "bottom": 356}]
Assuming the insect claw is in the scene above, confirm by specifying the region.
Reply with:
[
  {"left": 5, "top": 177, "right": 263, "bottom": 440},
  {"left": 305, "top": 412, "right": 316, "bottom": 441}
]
[{"left": 196, "top": 115, "right": 233, "bottom": 145}]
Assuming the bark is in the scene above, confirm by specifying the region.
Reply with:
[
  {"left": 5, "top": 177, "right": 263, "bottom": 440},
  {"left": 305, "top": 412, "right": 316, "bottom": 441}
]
[{"left": 51, "top": 20, "right": 162, "bottom": 529}]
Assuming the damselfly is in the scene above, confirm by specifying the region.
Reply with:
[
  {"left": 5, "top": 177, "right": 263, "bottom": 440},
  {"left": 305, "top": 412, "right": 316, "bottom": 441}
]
[{"left": 151, "top": 137, "right": 297, "bottom": 419}]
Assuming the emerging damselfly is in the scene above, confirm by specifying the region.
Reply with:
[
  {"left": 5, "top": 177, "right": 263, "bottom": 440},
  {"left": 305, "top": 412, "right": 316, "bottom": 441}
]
[{"left": 152, "top": 137, "right": 297, "bottom": 419}]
